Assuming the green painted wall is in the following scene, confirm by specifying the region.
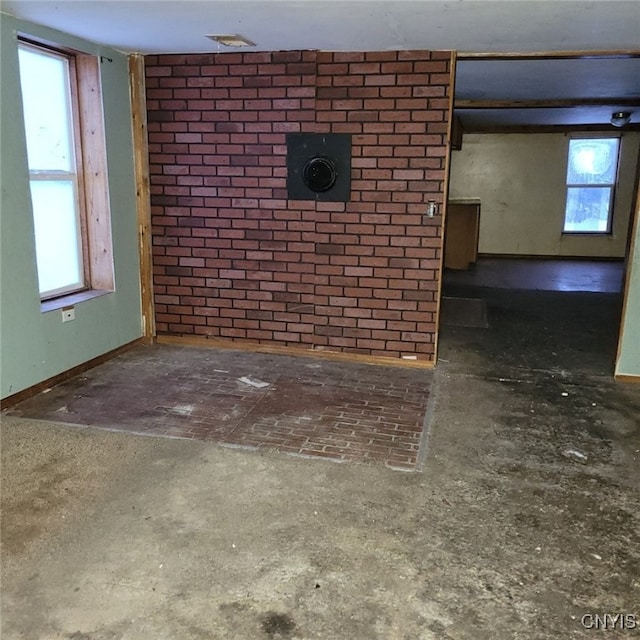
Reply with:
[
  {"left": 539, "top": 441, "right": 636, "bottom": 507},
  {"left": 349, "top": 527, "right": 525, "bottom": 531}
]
[
  {"left": 0, "top": 14, "right": 142, "bottom": 399},
  {"left": 616, "top": 196, "right": 640, "bottom": 378}
]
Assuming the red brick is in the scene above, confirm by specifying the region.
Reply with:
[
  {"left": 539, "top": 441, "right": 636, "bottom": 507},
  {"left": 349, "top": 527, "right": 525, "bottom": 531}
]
[
  {"left": 316, "top": 86, "right": 349, "bottom": 99},
  {"left": 364, "top": 52, "right": 399, "bottom": 63},
  {"left": 287, "top": 62, "right": 316, "bottom": 75},
  {"left": 316, "top": 62, "right": 349, "bottom": 75},
  {"left": 380, "top": 61, "right": 414, "bottom": 73},
  {"left": 364, "top": 75, "right": 397, "bottom": 86},
  {"left": 347, "top": 87, "right": 382, "bottom": 99},
  {"left": 362, "top": 123, "right": 395, "bottom": 135},
  {"left": 349, "top": 62, "right": 381, "bottom": 74},
  {"left": 334, "top": 75, "right": 365, "bottom": 87}
]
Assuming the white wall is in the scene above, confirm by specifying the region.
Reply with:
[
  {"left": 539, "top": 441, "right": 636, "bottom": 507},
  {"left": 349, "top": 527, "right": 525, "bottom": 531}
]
[{"left": 448, "top": 132, "right": 639, "bottom": 257}]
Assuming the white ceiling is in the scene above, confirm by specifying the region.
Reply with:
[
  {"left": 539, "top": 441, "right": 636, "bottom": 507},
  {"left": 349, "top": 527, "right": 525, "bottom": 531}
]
[
  {"left": 3, "top": 0, "right": 640, "bottom": 55},
  {"left": 3, "top": 0, "right": 640, "bottom": 129}
]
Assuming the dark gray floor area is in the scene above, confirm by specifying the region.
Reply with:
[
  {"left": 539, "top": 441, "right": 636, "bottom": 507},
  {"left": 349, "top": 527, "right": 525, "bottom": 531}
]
[
  {"left": 443, "top": 258, "right": 624, "bottom": 293},
  {"left": 439, "top": 283, "right": 623, "bottom": 376}
]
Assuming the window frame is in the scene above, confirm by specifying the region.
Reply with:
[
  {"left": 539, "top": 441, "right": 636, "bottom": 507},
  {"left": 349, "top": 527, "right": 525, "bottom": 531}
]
[
  {"left": 17, "top": 35, "right": 114, "bottom": 311},
  {"left": 18, "top": 39, "right": 91, "bottom": 299},
  {"left": 562, "top": 135, "right": 621, "bottom": 236}
]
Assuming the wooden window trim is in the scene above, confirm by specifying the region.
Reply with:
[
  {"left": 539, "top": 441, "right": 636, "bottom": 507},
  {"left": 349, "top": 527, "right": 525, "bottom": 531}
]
[
  {"left": 68, "top": 51, "right": 91, "bottom": 295},
  {"left": 75, "top": 53, "right": 114, "bottom": 293},
  {"left": 18, "top": 35, "right": 114, "bottom": 309}
]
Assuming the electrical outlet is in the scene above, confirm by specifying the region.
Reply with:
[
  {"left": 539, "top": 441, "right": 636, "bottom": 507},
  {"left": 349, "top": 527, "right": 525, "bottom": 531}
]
[{"left": 61, "top": 307, "right": 75, "bottom": 322}]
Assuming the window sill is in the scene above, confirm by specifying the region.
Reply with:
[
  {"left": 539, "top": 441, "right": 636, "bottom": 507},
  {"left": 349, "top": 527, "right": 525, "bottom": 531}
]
[
  {"left": 41, "top": 289, "right": 112, "bottom": 313},
  {"left": 561, "top": 232, "right": 613, "bottom": 237}
]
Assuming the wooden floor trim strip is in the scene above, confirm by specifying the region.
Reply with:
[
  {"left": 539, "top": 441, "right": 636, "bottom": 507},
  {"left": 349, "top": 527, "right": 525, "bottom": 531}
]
[
  {"left": 155, "top": 335, "right": 435, "bottom": 370},
  {"left": 614, "top": 373, "right": 640, "bottom": 384},
  {"left": 1, "top": 337, "right": 150, "bottom": 409}
]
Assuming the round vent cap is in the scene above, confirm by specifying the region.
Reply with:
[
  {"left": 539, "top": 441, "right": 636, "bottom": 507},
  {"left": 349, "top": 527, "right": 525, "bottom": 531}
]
[{"left": 302, "top": 156, "right": 337, "bottom": 193}]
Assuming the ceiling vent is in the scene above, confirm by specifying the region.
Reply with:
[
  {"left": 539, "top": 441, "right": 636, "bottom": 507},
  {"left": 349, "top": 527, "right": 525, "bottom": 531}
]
[{"left": 206, "top": 34, "right": 255, "bottom": 47}]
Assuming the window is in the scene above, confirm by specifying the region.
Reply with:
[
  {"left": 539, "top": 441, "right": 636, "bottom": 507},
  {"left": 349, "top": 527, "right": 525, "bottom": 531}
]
[
  {"left": 18, "top": 43, "right": 85, "bottom": 298},
  {"left": 563, "top": 137, "right": 620, "bottom": 234},
  {"left": 17, "top": 38, "right": 114, "bottom": 305}
]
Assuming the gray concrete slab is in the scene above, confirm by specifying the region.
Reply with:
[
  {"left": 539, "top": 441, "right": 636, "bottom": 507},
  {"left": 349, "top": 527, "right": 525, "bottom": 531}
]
[{"left": 2, "top": 352, "right": 639, "bottom": 639}]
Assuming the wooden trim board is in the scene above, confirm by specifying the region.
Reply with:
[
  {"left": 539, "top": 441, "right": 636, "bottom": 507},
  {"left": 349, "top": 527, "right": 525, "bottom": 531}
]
[
  {"left": 456, "top": 98, "right": 640, "bottom": 109},
  {"left": 462, "top": 124, "right": 640, "bottom": 135},
  {"left": 0, "top": 338, "right": 149, "bottom": 409},
  {"left": 615, "top": 141, "right": 640, "bottom": 374},
  {"left": 76, "top": 53, "right": 114, "bottom": 292},
  {"left": 129, "top": 54, "right": 155, "bottom": 339},
  {"left": 433, "top": 50, "right": 458, "bottom": 364},
  {"left": 457, "top": 50, "right": 640, "bottom": 60},
  {"left": 614, "top": 374, "right": 640, "bottom": 384},
  {"left": 156, "top": 335, "right": 435, "bottom": 370},
  {"left": 476, "top": 253, "right": 625, "bottom": 262}
]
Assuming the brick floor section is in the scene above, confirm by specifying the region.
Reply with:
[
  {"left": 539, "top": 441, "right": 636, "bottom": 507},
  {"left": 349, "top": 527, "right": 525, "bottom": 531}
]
[{"left": 6, "top": 344, "right": 433, "bottom": 470}]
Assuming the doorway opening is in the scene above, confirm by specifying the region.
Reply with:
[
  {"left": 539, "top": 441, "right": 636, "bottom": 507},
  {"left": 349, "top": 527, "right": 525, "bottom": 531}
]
[
  {"left": 439, "top": 257, "right": 626, "bottom": 376},
  {"left": 439, "top": 53, "right": 640, "bottom": 377}
]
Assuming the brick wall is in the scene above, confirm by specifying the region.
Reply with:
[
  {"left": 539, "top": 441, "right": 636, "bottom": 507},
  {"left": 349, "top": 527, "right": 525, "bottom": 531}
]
[{"left": 145, "top": 50, "right": 452, "bottom": 362}]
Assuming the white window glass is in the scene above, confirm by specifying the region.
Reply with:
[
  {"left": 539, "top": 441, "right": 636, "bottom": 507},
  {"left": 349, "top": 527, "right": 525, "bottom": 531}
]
[
  {"left": 18, "top": 42, "right": 85, "bottom": 298},
  {"left": 18, "top": 46, "right": 74, "bottom": 172},
  {"left": 563, "top": 138, "right": 619, "bottom": 234},
  {"left": 30, "top": 180, "right": 83, "bottom": 295}
]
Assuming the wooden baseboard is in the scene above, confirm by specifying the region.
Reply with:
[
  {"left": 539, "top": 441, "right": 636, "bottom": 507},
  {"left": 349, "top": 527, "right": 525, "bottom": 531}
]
[
  {"left": 1, "top": 337, "right": 150, "bottom": 409},
  {"left": 614, "top": 373, "right": 640, "bottom": 384},
  {"left": 156, "top": 334, "right": 435, "bottom": 370},
  {"left": 477, "top": 253, "right": 625, "bottom": 262}
]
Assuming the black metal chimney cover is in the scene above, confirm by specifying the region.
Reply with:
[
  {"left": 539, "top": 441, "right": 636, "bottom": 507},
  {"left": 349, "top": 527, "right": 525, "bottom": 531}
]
[{"left": 286, "top": 133, "right": 351, "bottom": 202}]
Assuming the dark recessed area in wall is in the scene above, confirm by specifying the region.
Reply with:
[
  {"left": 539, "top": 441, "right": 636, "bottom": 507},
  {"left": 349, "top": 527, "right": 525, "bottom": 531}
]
[{"left": 286, "top": 133, "right": 351, "bottom": 202}]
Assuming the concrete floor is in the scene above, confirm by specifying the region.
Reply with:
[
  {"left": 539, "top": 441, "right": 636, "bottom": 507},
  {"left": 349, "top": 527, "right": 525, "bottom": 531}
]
[{"left": 2, "top": 261, "right": 640, "bottom": 639}]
